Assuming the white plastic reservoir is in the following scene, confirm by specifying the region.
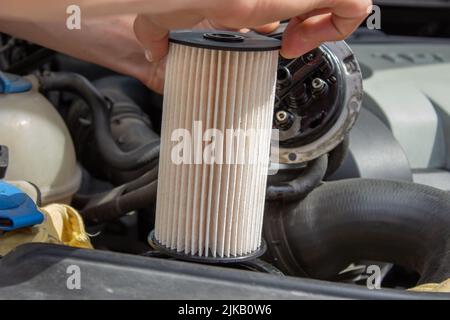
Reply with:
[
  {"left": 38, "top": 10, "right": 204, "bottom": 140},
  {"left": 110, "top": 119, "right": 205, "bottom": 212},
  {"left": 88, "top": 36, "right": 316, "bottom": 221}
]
[{"left": 0, "top": 75, "right": 81, "bottom": 204}]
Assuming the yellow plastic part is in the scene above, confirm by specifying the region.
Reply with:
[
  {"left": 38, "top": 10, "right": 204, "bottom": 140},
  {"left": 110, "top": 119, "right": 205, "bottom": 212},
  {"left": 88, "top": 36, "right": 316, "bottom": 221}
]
[
  {"left": 40, "top": 204, "right": 93, "bottom": 249},
  {"left": 409, "top": 279, "right": 450, "bottom": 293},
  {"left": 0, "top": 203, "right": 92, "bottom": 256}
]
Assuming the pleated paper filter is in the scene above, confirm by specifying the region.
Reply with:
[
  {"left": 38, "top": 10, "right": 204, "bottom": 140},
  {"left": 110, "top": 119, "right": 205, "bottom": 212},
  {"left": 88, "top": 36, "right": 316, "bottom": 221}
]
[{"left": 150, "top": 31, "right": 280, "bottom": 262}]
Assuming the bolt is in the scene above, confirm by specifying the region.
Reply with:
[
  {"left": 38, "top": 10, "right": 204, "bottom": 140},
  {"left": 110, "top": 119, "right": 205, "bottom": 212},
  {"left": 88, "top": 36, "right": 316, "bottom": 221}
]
[
  {"left": 311, "top": 78, "right": 328, "bottom": 97},
  {"left": 274, "top": 110, "right": 294, "bottom": 130},
  {"left": 277, "top": 67, "right": 292, "bottom": 86},
  {"left": 275, "top": 110, "right": 288, "bottom": 123},
  {"left": 312, "top": 78, "right": 325, "bottom": 90},
  {"left": 305, "top": 52, "right": 315, "bottom": 62}
]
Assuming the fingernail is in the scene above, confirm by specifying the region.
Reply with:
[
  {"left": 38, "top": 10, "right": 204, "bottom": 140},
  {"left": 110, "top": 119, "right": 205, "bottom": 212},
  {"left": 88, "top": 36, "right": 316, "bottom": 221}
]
[{"left": 145, "top": 49, "right": 153, "bottom": 62}]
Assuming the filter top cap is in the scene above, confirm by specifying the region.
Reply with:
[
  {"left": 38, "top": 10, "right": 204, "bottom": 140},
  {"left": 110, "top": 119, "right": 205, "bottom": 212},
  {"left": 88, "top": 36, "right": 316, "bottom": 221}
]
[{"left": 169, "top": 30, "right": 281, "bottom": 52}]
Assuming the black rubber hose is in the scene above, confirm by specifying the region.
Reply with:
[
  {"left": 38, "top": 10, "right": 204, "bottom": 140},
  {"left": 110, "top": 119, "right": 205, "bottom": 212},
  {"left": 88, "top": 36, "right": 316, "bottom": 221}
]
[
  {"left": 324, "top": 135, "right": 349, "bottom": 179},
  {"left": 81, "top": 179, "right": 158, "bottom": 225},
  {"left": 73, "top": 164, "right": 159, "bottom": 209},
  {"left": 266, "top": 154, "right": 328, "bottom": 201},
  {"left": 37, "top": 72, "right": 160, "bottom": 170},
  {"left": 78, "top": 165, "right": 159, "bottom": 224},
  {"left": 270, "top": 179, "right": 450, "bottom": 284},
  {"left": 117, "top": 181, "right": 158, "bottom": 216},
  {"left": 123, "top": 164, "right": 159, "bottom": 192}
]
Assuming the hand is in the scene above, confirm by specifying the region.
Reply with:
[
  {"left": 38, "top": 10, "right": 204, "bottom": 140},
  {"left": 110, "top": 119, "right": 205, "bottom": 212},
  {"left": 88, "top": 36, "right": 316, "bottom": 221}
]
[
  {"left": 0, "top": 0, "right": 371, "bottom": 94},
  {"left": 134, "top": 0, "right": 372, "bottom": 63},
  {"left": 139, "top": 19, "right": 280, "bottom": 94},
  {"left": 0, "top": 14, "right": 277, "bottom": 95}
]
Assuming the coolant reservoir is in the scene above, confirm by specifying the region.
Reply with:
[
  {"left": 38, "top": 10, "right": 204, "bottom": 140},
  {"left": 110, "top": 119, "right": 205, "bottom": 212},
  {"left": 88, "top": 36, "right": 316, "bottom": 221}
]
[{"left": 0, "top": 73, "right": 81, "bottom": 204}]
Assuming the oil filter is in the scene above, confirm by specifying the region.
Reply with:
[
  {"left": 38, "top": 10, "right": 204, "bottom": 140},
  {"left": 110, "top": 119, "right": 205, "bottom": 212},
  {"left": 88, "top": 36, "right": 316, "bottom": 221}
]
[{"left": 150, "top": 30, "right": 280, "bottom": 262}]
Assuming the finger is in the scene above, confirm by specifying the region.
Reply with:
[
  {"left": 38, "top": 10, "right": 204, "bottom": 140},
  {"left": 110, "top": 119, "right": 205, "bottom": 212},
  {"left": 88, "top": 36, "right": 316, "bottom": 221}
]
[
  {"left": 295, "top": 8, "right": 333, "bottom": 23},
  {"left": 252, "top": 21, "right": 280, "bottom": 34},
  {"left": 198, "top": 19, "right": 246, "bottom": 32},
  {"left": 281, "top": 5, "right": 369, "bottom": 58},
  {"left": 210, "top": 0, "right": 371, "bottom": 31},
  {"left": 134, "top": 14, "right": 169, "bottom": 62}
]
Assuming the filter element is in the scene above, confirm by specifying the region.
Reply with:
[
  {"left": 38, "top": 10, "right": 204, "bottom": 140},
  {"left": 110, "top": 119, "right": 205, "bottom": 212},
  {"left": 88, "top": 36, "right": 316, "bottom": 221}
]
[{"left": 150, "top": 31, "right": 280, "bottom": 262}]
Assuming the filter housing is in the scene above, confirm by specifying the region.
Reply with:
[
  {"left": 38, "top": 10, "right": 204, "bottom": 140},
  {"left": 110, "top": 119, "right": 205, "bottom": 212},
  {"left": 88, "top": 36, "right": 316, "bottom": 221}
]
[{"left": 151, "top": 31, "right": 280, "bottom": 262}]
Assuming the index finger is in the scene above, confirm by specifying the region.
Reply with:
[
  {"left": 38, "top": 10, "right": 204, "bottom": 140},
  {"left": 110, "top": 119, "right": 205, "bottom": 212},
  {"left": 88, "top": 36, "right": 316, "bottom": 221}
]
[{"left": 280, "top": 0, "right": 372, "bottom": 58}]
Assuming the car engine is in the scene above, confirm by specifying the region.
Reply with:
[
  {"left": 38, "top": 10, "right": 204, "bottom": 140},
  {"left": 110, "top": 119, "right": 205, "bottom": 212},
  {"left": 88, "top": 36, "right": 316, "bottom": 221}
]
[{"left": 0, "top": 16, "right": 449, "bottom": 300}]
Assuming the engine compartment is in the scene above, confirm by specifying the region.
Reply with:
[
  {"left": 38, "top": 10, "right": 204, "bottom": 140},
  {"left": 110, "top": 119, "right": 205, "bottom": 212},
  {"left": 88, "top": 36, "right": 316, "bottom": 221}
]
[{"left": 0, "top": 24, "right": 450, "bottom": 299}]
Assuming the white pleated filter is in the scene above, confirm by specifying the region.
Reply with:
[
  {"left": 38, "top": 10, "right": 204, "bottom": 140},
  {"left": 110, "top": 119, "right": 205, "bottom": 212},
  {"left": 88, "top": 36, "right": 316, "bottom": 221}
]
[{"left": 154, "top": 42, "right": 279, "bottom": 258}]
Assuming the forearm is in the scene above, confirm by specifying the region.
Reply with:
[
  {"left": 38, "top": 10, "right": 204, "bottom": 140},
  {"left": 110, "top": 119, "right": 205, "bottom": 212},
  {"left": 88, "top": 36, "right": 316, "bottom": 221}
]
[
  {"left": 1, "top": 0, "right": 205, "bottom": 21},
  {"left": 0, "top": 14, "right": 161, "bottom": 90},
  {"left": 0, "top": 16, "right": 144, "bottom": 73}
]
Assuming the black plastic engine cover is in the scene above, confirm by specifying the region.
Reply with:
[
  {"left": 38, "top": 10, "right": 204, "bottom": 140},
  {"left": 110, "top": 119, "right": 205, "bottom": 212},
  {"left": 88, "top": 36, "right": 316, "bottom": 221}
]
[{"left": 0, "top": 244, "right": 445, "bottom": 299}]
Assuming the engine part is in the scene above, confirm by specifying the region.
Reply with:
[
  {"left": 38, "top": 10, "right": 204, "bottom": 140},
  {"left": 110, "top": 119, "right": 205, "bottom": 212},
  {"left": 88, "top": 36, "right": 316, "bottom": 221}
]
[
  {"left": 350, "top": 42, "right": 450, "bottom": 191},
  {"left": 37, "top": 72, "right": 160, "bottom": 171},
  {"left": 66, "top": 77, "right": 160, "bottom": 185},
  {"left": 2, "top": 243, "right": 447, "bottom": 299},
  {"left": 151, "top": 31, "right": 280, "bottom": 262},
  {"left": 0, "top": 71, "right": 31, "bottom": 93},
  {"left": 6, "top": 180, "right": 41, "bottom": 206},
  {"left": 80, "top": 165, "right": 159, "bottom": 225},
  {"left": 324, "top": 135, "right": 349, "bottom": 178},
  {"left": 411, "top": 278, "right": 450, "bottom": 293},
  {"left": 271, "top": 41, "right": 363, "bottom": 164},
  {"left": 0, "top": 73, "right": 81, "bottom": 204},
  {"left": 141, "top": 250, "right": 283, "bottom": 275},
  {"left": 266, "top": 154, "right": 328, "bottom": 201},
  {"left": 0, "top": 181, "right": 43, "bottom": 231},
  {"left": 0, "top": 34, "right": 55, "bottom": 75},
  {"left": 0, "top": 145, "right": 8, "bottom": 179},
  {"left": 40, "top": 204, "right": 92, "bottom": 249},
  {"left": 327, "top": 108, "right": 413, "bottom": 182},
  {"left": 264, "top": 179, "right": 450, "bottom": 284},
  {"left": 0, "top": 202, "right": 92, "bottom": 257}
]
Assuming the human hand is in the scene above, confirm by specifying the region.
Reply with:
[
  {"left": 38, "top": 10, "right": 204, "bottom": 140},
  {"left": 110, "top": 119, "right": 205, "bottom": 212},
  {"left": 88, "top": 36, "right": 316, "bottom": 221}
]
[
  {"left": 0, "top": 0, "right": 371, "bottom": 95},
  {"left": 138, "top": 19, "right": 280, "bottom": 94},
  {"left": 134, "top": 0, "right": 372, "bottom": 63}
]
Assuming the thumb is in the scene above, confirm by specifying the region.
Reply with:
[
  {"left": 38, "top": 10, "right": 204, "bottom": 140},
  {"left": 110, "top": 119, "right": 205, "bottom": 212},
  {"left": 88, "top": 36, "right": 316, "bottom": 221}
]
[
  {"left": 134, "top": 14, "right": 169, "bottom": 63},
  {"left": 134, "top": 11, "right": 204, "bottom": 63}
]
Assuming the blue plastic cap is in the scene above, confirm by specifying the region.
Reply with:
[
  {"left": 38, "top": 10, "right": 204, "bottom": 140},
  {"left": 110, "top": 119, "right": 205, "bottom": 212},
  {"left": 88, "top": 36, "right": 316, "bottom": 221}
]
[
  {"left": 0, "top": 181, "right": 44, "bottom": 231},
  {"left": 0, "top": 72, "right": 32, "bottom": 94}
]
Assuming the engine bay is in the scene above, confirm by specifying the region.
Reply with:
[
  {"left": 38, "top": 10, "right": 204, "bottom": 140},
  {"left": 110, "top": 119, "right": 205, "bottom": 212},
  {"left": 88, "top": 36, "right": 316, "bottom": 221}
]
[{"left": 0, "top": 18, "right": 450, "bottom": 300}]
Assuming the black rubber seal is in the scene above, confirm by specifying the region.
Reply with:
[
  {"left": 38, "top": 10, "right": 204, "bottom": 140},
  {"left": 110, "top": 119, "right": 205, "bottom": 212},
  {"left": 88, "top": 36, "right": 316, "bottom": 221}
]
[
  {"left": 203, "top": 32, "right": 245, "bottom": 43},
  {"left": 169, "top": 30, "right": 281, "bottom": 52},
  {"left": 148, "top": 230, "right": 267, "bottom": 264}
]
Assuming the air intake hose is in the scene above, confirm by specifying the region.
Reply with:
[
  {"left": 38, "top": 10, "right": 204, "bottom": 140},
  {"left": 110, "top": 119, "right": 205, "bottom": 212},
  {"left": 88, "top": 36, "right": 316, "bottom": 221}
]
[
  {"left": 37, "top": 72, "right": 160, "bottom": 170},
  {"left": 264, "top": 179, "right": 450, "bottom": 284}
]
